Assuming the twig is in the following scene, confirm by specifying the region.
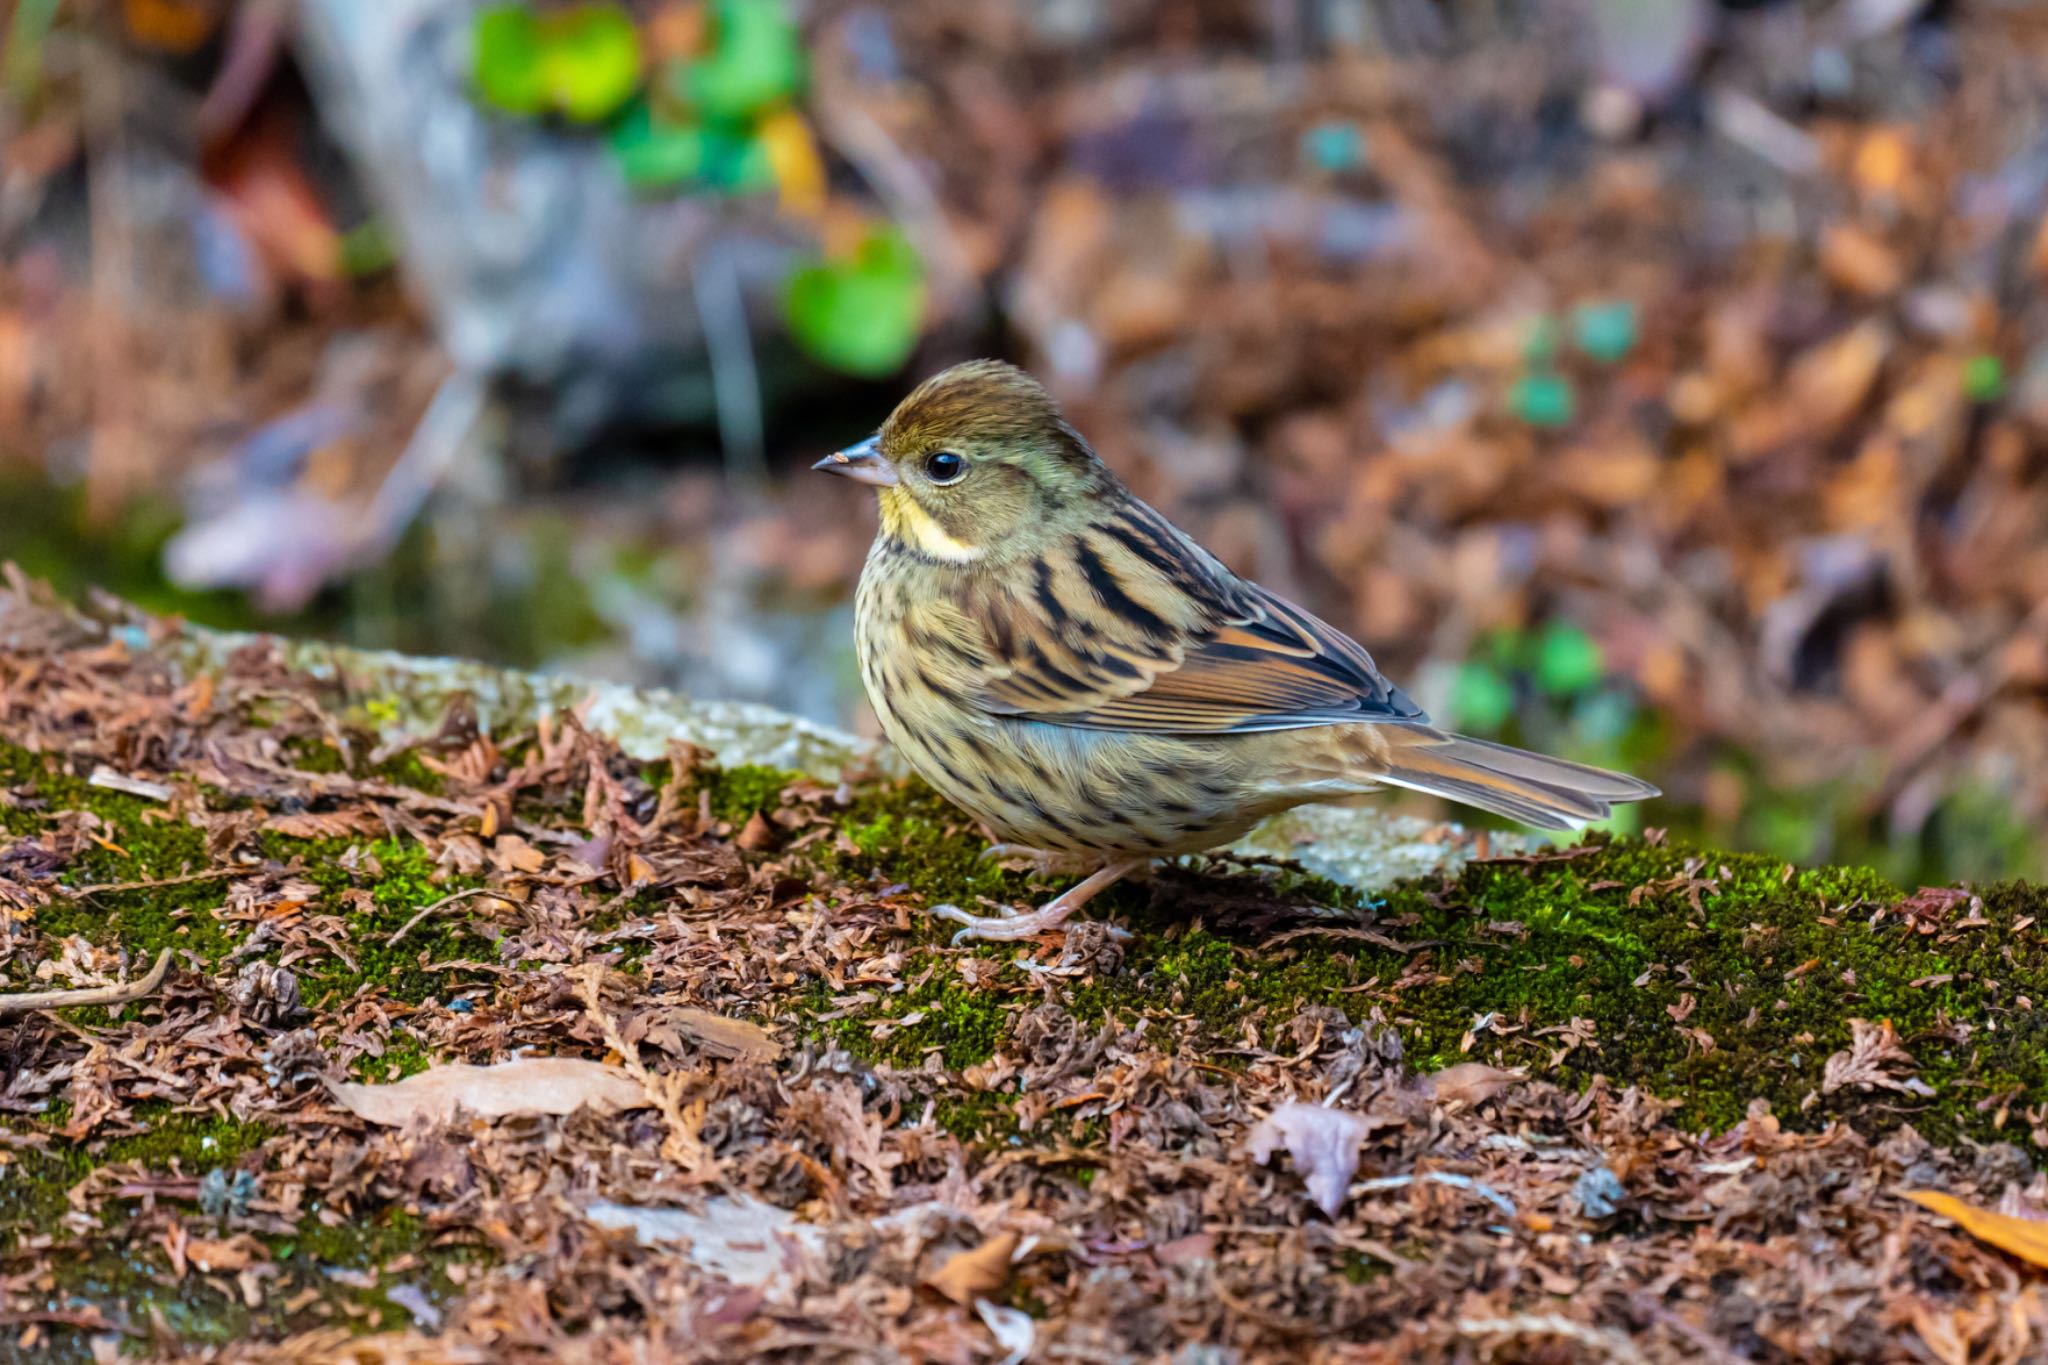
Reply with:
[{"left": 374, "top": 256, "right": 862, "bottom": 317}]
[
  {"left": 59, "top": 868, "right": 241, "bottom": 899},
  {"left": 386, "top": 887, "right": 504, "bottom": 948},
  {"left": 1455, "top": 1314, "right": 1648, "bottom": 1365},
  {"left": 0, "top": 948, "right": 172, "bottom": 1017},
  {"left": 1354, "top": 1171, "right": 1517, "bottom": 1218}
]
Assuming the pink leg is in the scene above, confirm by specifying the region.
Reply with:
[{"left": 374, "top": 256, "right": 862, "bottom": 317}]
[
  {"left": 978, "top": 843, "right": 1099, "bottom": 878},
  {"left": 927, "top": 858, "right": 1149, "bottom": 945}
]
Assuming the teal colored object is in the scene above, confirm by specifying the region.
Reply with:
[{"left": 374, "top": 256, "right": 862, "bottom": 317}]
[
  {"left": 673, "top": 0, "right": 806, "bottom": 122},
  {"left": 1301, "top": 120, "right": 1366, "bottom": 173},
  {"left": 473, "top": 4, "right": 548, "bottom": 116},
  {"left": 701, "top": 124, "right": 776, "bottom": 193},
  {"left": 1572, "top": 299, "right": 1639, "bottom": 363},
  {"left": 608, "top": 101, "right": 707, "bottom": 189},
  {"left": 785, "top": 228, "right": 925, "bottom": 377},
  {"left": 1449, "top": 662, "right": 1515, "bottom": 734},
  {"left": 1535, "top": 622, "right": 1604, "bottom": 697},
  {"left": 1964, "top": 353, "right": 2006, "bottom": 403},
  {"left": 1509, "top": 372, "right": 1575, "bottom": 428}
]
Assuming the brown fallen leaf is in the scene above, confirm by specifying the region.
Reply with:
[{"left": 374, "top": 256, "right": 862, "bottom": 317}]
[
  {"left": 670, "top": 1008, "right": 782, "bottom": 1063},
  {"left": 1905, "top": 1190, "right": 2048, "bottom": 1269},
  {"left": 736, "top": 811, "right": 777, "bottom": 852},
  {"left": 926, "top": 1230, "right": 1020, "bottom": 1305},
  {"left": 1428, "top": 1063, "right": 1524, "bottom": 1108},
  {"left": 330, "top": 1059, "right": 647, "bottom": 1126},
  {"left": 491, "top": 833, "right": 548, "bottom": 874},
  {"left": 1822, "top": 1018, "right": 1935, "bottom": 1097},
  {"left": 185, "top": 1234, "right": 268, "bottom": 1273}
]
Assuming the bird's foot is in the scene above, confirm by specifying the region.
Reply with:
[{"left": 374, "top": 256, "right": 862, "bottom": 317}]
[
  {"left": 925, "top": 900, "right": 1119, "bottom": 945},
  {"left": 925, "top": 858, "right": 1149, "bottom": 946},
  {"left": 977, "top": 844, "right": 1098, "bottom": 879}
]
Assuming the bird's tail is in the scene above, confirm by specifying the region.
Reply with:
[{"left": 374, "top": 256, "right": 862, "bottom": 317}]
[{"left": 1364, "top": 728, "right": 1660, "bottom": 831}]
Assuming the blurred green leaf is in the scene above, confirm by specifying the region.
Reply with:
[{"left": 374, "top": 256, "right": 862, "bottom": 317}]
[
  {"left": 701, "top": 124, "right": 776, "bottom": 192},
  {"left": 1535, "top": 622, "right": 1603, "bottom": 696},
  {"left": 1509, "top": 371, "right": 1575, "bottom": 428},
  {"left": 785, "top": 227, "right": 925, "bottom": 377},
  {"left": 1521, "top": 314, "right": 1560, "bottom": 366},
  {"left": 1572, "top": 299, "right": 1639, "bottom": 363},
  {"left": 473, "top": 4, "right": 548, "bottom": 116},
  {"left": 338, "top": 221, "right": 397, "bottom": 278},
  {"left": 673, "top": 0, "right": 805, "bottom": 122},
  {"left": 4, "top": 0, "right": 61, "bottom": 106},
  {"left": 540, "top": 3, "right": 643, "bottom": 124},
  {"left": 609, "top": 100, "right": 707, "bottom": 189},
  {"left": 1449, "top": 661, "right": 1515, "bottom": 733},
  {"left": 1964, "top": 353, "right": 2006, "bottom": 403}
]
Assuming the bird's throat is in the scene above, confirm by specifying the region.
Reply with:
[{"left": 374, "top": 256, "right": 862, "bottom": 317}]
[{"left": 879, "top": 488, "right": 983, "bottom": 563}]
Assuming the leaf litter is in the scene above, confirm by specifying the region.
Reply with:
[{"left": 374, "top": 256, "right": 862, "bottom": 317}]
[{"left": 2, "top": 574, "right": 2048, "bottom": 1361}]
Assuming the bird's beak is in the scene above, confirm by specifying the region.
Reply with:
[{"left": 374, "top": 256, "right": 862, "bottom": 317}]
[{"left": 812, "top": 436, "right": 897, "bottom": 487}]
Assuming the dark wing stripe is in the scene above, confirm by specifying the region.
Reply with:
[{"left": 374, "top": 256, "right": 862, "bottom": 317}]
[
  {"left": 1073, "top": 538, "right": 1173, "bottom": 641},
  {"left": 1032, "top": 557, "right": 1070, "bottom": 629},
  {"left": 1101, "top": 513, "right": 1193, "bottom": 582}
]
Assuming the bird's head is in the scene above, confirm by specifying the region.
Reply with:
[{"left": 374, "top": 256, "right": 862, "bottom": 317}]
[{"left": 814, "top": 360, "right": 1113, "bottom": 564}]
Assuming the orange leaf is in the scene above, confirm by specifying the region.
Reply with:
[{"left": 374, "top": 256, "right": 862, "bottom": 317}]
[
  {"left": 1905, "top": 1190, "right": 2048, "bottom": 1268},
  {"left": 925, "top": 1231, "right": 1019, "bottom": 1305}
]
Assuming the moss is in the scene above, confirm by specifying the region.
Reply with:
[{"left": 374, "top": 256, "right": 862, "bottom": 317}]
[
  {"left": 783, "top": 793, "right": 2048, "bottom": 1154},
  {"left": 704, "top": 764, "right": 803, "bottom": 825},
  {"left": 1, "top": 741, "right": 233, "bottom": 983},
  {"left": 272, "top": 833, "right": 493, "bottom": 1009},
  {"left": 2, "top": 1105, "right": 480, "bottom": 1360}
]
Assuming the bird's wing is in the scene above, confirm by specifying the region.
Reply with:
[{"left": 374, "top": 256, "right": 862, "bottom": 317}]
[{"left": 962, "top": 502, "right": 1426, "bottom": 733}]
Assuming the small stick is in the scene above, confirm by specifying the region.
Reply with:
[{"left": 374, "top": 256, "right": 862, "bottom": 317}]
[
  {"left": 0, "top": 948, "right": 172, "bottom": 1017},
  {"left": 58, "top": 868, "right": 240, "bottom": 899},
  {"left": 386, "top": 887, "right": 503, "bottom": 948}
]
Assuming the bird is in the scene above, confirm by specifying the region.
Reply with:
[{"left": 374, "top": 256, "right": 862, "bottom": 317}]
[{"left": 816, "top": 360, "right": 1658, "bottom": 943}]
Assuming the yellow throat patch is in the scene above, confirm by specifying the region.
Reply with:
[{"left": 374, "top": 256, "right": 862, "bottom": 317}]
[{"left": 879, "top": 488, "right": 983, "bottom": 562}]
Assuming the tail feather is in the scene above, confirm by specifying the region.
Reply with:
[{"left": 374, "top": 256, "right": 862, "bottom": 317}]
[{"left": 1369, "top": 729, "right": 1660, "bottom": 831}]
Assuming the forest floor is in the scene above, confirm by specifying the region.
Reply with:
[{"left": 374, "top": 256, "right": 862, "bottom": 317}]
[{"left": 3, "top": 573, "right": 2047, "bottom": 1364}]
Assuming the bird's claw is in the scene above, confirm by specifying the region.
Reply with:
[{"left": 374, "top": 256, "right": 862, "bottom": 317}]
[{"left": 923, "top": 900, "right": 1087, "bottom": 945}]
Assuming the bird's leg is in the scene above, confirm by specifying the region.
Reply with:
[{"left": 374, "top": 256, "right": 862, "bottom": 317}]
[
  {"left": 977, "top": 844, "right": 1099, "bottom": 879},
  {"left": 927, "top": 858, "right": 1148, "bottom": 945}
]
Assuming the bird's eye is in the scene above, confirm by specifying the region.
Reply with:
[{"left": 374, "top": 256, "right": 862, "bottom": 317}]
[{"left": 924, "top": 451, "right": 966, "bottom": 484}]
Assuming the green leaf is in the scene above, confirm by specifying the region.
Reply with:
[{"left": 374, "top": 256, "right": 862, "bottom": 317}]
[
  {"left": 700, "top": 124, "right": 776, "bottom": 193},
  {"left": 1534, "top": 622, "right": 1604, "bottom": 697},
  {"left": 1449, "top": 662, "right": 1515, "bottom": 734},
  {"left": 785, "top": 228, "right": 925, "bottom": 377},
  {"left": 673, "top": 0, "right": 805, "bottom": 122},
  {"left": 1572, "top": 299, "right": 1638, "bottom": 363},
  {"left": 608, "top": 101, "right": 707, "bottom": 190},
  {"left": 1509, "top": 371, "right": 1575, "bottom": 428},
  {"left": 1964, "top": 353, "right": 2006, "bottom": 403},
  {"left": 472, "top": 4, "right": 547, "bottom": 117},
  {"left": 539, "top": 3, "right": 644, "bottom": 124}
]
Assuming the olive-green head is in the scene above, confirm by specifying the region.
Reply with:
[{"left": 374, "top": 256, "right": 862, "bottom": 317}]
[{"left": 813, "top": 360, "right": 1113, "bottom": 564}]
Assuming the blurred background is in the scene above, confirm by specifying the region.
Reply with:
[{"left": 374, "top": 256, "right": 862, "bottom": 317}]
[{"left": 2, "top": 0, "right": 2045, "bottom": 884}]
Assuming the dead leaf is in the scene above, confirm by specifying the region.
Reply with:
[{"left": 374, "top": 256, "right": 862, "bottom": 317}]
[
  {"left": 1246, "top": 1102, "right": 1383, "bottom": 1216},
  {"left": 736, "top": 812, "right": 777, "bottom": 852},
  {"left": 1905, "top": 1190, "right": 2048, "bottom": 1269},
  {"left": 926, "top": 1231, "right": 1020, "bottom": 1305},
  {"left": 330, "top": 1059, "right": 647, "bottom": 1126},
  {"left": 491, "top": 834, "right": 547, "bottom": 874},
  {"left": 1427, "top": 1063, "right": 1524, "bottom": 1108},
  {"left": 185, "top": 1234, "right": 267, "bottom": 1273},
  {"left": 669, "top": 1008, "right": 782, "bottom": 1063},
  {"left": 1822, "top": 1018, "right": 1935, "bottom": 1097},
  {"left": 586, "top": 1195, "right": 822, "bottom": 1290}
]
